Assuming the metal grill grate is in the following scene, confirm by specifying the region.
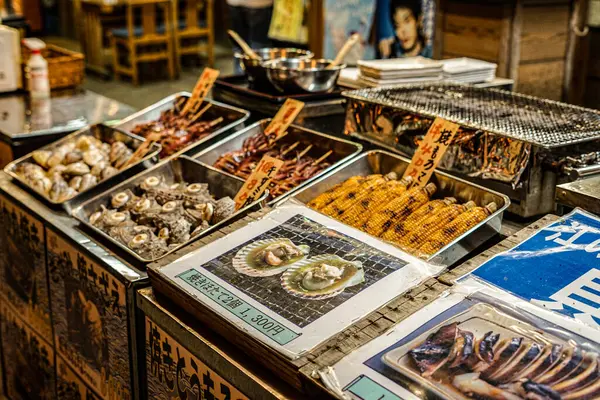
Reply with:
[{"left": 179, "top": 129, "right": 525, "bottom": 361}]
[{"left": 344, "top": 83, "right": 600, "bottom": 148}]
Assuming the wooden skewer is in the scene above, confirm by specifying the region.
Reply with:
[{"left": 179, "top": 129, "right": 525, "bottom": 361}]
[
  {"left": 312, "top": 150, "right": 333, "bottom": 166},
  {"left": 280, "top": 141, "right": 300, "bottom": 157},
  {"left": 175, "top": 97, "right": 187, "bottom": 114},
  {"left": 208, "top": 117, "right": 224, "bottom": 127},
  {"left": 297, "top": 144, "right": 313, "bottom": 159},
  {"left": 121, "top": 132, "right": 163, "bottom": 170},
  {"left": 259, "top": 131, "right": 289, "bottom": 150},
  {"left": 187, "top": 103, "right": 212, "bottom": 125},
  {"left": 227, "top": 30, "right": 261, "bottom": 60}
]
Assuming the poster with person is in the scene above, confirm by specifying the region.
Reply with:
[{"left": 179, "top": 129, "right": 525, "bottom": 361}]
[{"left": 375, "top": 0, "right": 435, "bottom": 59}]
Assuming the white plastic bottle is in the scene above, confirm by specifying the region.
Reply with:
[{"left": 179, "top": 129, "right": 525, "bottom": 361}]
[{"left": 23, "top": 38, "right": 50, "bottom": 98}]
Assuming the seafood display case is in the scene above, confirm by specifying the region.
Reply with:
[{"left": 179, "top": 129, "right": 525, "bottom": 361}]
[
  {"left": 73, "top": 156, "right": 267, "bottom": 266},
  {"left": 4, "top": 123, "right": 161, "bottom": 213},
  {"left": 194, "top": 119, "right": 363, "bottom": 205},
  {"left": 114, "top": 92, "right": 250, "bottom": 159},
  {"left": 343, "top": 83, "right": 600, "bottom": 217},
  {"left": 288, "top": 150, "right": 509, "bottom": 267}
]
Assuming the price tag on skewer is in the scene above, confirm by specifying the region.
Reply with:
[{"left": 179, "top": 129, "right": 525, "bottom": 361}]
[
  {"left": 234, "top": 155, "right": 284, "bottom": 210},
  {"left": 264, "top": 99, "right": 304, "bottom": 143},
  {"left": 403, "top": 117, "right": 460, "bottom": 188},
  {"left": 182, "top": 67, "right": 220, "bottom": 115}
]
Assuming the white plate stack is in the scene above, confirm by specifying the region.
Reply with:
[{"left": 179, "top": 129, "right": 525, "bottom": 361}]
[
  {"left": 441, "top": 58, "right": 497, "bottom": 84},
  {"left": 355, "top": 57, "right": 444, "bottom": 87}
]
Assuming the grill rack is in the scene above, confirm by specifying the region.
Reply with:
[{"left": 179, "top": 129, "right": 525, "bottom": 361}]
[{"left": 343, "top": 83, "right": 600, "bottom": 148}]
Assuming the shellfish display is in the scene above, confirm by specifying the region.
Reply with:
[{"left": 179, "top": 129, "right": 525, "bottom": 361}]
[
  {"left": 398, "top": 322, "right": 600, "bottom": 400},
  {"left": 232, "top": 238, "right": 310, "bottom": 277},
  {"left": 88, "top": 175, "right": 236, "bottom": 260},
  {"left": 13, "top": 135, "right": 136, "bottom": 203},
  {"left": 280, "top": 255, "right": 364, "bottom": 300}
]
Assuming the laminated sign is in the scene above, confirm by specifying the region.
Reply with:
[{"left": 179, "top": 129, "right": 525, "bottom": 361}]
[
  {"left": 158, "top": 202, "right": 442, "bottom": 359},
  {"left": 467, "top": 208, "right": 600, "bottom": 329},
  {"left": 403, "top": 117, "right": 460, "bottom": 188}
]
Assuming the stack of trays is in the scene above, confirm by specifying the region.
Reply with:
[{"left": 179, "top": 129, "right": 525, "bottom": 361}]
[
  {"left": 441, "top": 57, "right": 497, "bottom": 84},
  {"left": 356, "top": 57, "right": 444, "bottom": 87}
]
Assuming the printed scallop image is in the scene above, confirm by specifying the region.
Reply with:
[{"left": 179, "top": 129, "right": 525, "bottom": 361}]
[
  {"left": 232, "top": 238, "right": 310, "bottom": 277},
  {"left": 280, "top": 254, "right": 364, "bottom": 300}
]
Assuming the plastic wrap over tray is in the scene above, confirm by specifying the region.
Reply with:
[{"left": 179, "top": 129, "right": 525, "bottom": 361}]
[
  {"left": 4, "top": 123, "right": 161, "bottom": 213},
  {"left": 288, "top": 150, "right": 510, "bottom": 267},
  {"left": 72, "top": 156, "right": 267, "bottom": 265}
]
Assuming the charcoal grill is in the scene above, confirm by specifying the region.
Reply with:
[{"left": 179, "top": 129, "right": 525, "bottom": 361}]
[{"left": 343, "top": 83, "right": 600, "bottom": 217}]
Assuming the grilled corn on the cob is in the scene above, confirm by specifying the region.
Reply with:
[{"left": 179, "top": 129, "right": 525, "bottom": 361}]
[
  {"left": 339, "top": 177, "right": 412, "bottom": 227},
  {"left": 393, "top": 201, "right": 476, "bottom": 251},
  {"left": 321, "top": 173, "right": 396, "bottom": 218},
  {"left": 380, "top": 197, "right": 457, "bottom": 243},
  {"left": 307, "top": 175, "right": 372, "bottom": 210},
  {"left": 362, "top": 183, "right": 437, "bottom": 237},
  {"left": 418, "top": 202, "right": 498, "bottom": 255}
]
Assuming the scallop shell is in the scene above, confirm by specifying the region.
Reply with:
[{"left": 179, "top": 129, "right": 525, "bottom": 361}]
[
  {"left": 64, "top": 162, "right": 90, "bottom": 176},
  {"left": 31, "top": 177, "right": 52, "bottom": 194},
  {"left": 101, "top": 166, "right": 118, "bottom": 180},
  {"left": 280, "top": 255, "right": 364, "bottom": 300},
  {"left": 76, "top": 136, "right": 101, "bottom": 151},
  {"left": 83, "top": 149, "right": 105, "bottom": 167},
  {"left": 79, "top": 174, "right": 98, "bottom": 191},
  {"left": 113, "top": 148, "right": 133, "bottom": 169},
  {"left": 32, "top": 150, "right": 52, "bottom": 168},
  {"left": 232, "top": 238, "right": 310, "bottom": 277},
  {"left": 69, "top": 176, "right": 83, "bottom": 191},
  {"left": 64, "top": 150, "right": 83, "bottom": 164},
  {"left": 48, "top": 164, "right": 67, "bottom": 176},
  {"left": 90, "top": 160, "right": 108, "bottom": 177},
  {"left": 109, "top": 141, "right": 128, "bottom": 163}
]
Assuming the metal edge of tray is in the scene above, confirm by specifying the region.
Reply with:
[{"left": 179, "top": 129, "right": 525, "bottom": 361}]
[
  {"left": 114, "top": 91, "right": 251, "bottom": 159},
  {"left": 3, "top": 123, "right": 162, "bottom": 214},
  {"left": 71, "top": 155, "right": 268, "bottom": 266},
  {"left": 341, "top": 84, "right": 600, "bottom": 149},
  {"left": 192, "top": 118, "right": 363, "bottom": 206},
  {"left": 286, "top": 149, "right": 511, "bottom": 267}
]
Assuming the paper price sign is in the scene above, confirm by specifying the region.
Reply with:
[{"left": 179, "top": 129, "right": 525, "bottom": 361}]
[
  {"left": 264, "top": 98, "right": 304, "bottom": 142},
  {"left": 234, "top": 155, "right": 284, "bottom": 210},
  {"left": 182, "top": 67, "right": 220, "bottom": 114},
  {"left": 403, "top": 117, "right": 460, "bottom": 188}
]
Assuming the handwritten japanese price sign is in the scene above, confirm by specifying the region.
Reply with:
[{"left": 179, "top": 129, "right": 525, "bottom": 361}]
[
  {"left": 264, "top": 98, "right": 304, "bottom": 142},
  {"left": 402, "top": 117, "right": 460, "bottom": 188},
  {"left": 182, "top": 67, "right": 220, "bottom": 114},
  {"left": 234, "top": 155, "right": 284, "bottom": 210}
]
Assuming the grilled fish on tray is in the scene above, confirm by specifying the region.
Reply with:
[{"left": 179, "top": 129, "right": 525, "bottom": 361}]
[{"left": 405, "top": 323, "right": 600, "bottom": 400}]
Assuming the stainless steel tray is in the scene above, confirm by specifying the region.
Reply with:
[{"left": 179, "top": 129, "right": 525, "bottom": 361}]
[
  {"left": 72, "top": 156, "right": 268, "bottom": 265},
  {"left": 4, "top": 123, "right": 161, "bottom": 214},
  {"left": 193, "top": 119, "right": 363, "bottom": 205},
  {"left": 287, "top": 150, "right": 510, "bottom": 266},
  {"left": 343, "top": 83, "right": 600, "bottom": 148},
  {"left": 115, "top": 92, "right": 251, "bottom": 159}
]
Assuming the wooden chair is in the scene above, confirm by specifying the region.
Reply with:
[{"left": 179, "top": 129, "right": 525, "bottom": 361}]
[
  {"left": 173, "top": 0, "right": 214, "bottom": 71},
  {"left": 110, "top": 0, "right": 177, "bottom": 85}
]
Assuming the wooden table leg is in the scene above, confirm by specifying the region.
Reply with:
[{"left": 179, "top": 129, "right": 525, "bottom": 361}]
[{"left": 81, "top": 4, "right": 113, "bottom": 77}]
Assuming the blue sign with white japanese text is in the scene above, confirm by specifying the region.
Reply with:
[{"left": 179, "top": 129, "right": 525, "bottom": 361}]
[{"left": 469, "top": 209, "right": 600, "bottom": 327}]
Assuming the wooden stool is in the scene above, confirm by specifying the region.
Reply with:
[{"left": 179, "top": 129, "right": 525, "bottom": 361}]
[
  {"left": 174, "top": 0, "right": 214, "bottom": 71},
  {"left": 110, "top": 0, "right": 177, "bottom": 85}
]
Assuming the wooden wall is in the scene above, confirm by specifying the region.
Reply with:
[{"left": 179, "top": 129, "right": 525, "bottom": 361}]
[{"left": 584, "top": 28, "right": 600, "bottom": 109}]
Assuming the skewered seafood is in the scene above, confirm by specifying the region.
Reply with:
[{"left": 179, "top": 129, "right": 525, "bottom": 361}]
[
  {"left": 307, "top": 173, "right": 498, "bottom": 257},
  {"left": 13, "top": 134, "right": 137, "bottom": 203},
  {"left": 232, "top": 238, "right": 310, "bottom": 277},
  {"left": 131, "top": 96, "right": 225, "bottom": 158},
  {"left": 88, "top": 175, "right": 237, "bottom": 260},
  {"left": 404, "top": 323, "right": 600, "bottom": 400},
  {"left": 213, "top": 129, "right": 333, "bottom": 200},
  {"left": 281, "top": 255, "right": 364, "bottom": 299}
]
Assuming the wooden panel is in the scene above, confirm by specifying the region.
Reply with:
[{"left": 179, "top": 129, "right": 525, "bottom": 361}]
[
  {"left": 584, "top": 78, "right": 600, "bottom": 110},
  {"left": 518, "top": 60, "right": 565, "bottom": 100},
  {"left": 588, "top": 30, "right": 600, "bottom": 78},
  {"left": 520, "top": 4, "right": 569, "bottom": 62}
]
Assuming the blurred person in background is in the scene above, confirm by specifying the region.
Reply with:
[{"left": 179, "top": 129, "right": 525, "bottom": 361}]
[
  {"left": 376, "top": 0, "right": 432, "bottom": 58},
  {"left": 228, "top": 0, "right": 274, "bottom": 72}
]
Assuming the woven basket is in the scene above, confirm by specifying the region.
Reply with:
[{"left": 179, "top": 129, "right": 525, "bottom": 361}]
[{"left": 21, "top": 44, "right": 85, "bottom": 90}]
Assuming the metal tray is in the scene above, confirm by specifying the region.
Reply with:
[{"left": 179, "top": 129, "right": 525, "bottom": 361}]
[
  {"left": 287, "top": 150, "right": 510, "bottom": 267},
  {"left": 343, "top": 83, "right": 600, "bottom": 148},
  {"left": 4, "top": 123, "right": 161, "bottom": 214},
  {"left": 213, "top": 76, "right": 346, "bottom": 118},
  {"left": 72, "top": 156, "right": 268, "bottom": 266},
  {"left": 193, "top": 119, "right": 363, "bottom": 205},
  {"left": 114, "top": 91, "right": 250, "bottom": 159}
]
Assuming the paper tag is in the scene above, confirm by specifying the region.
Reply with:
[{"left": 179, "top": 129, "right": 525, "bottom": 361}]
[
  {"left": 234, "top": 155, "right": 284, "bottom": 210},
  {"left": 403, "top": 117, "right": 460, "bottom": 187},
  {"left": 182, "top": 67, "right": 220, "bottom": 114},
  {"left": 264, "top": 99, "right": 304, "bottom": 142}
]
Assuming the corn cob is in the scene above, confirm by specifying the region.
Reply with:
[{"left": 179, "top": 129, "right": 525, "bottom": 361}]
[
  {"left": 418, "top": 202, "right": 498, "bottom": 255},
  {"left": 381, "top": 197, "right": 457, "bottom": 243},
  {"left": 339, "top": 177, "right": 412, "bottom": 228},
  {"left": 321, "top": 173, "right": 396, "bottom": 218},
  {"left": 362, "top": 183, "right": 437, "bottom": 237},
  {"left": 307, "top": 175, "right": 372, "bottom": 210},
  {"left": 392, "top": 201, "right": 476, "bottom": 251}
]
